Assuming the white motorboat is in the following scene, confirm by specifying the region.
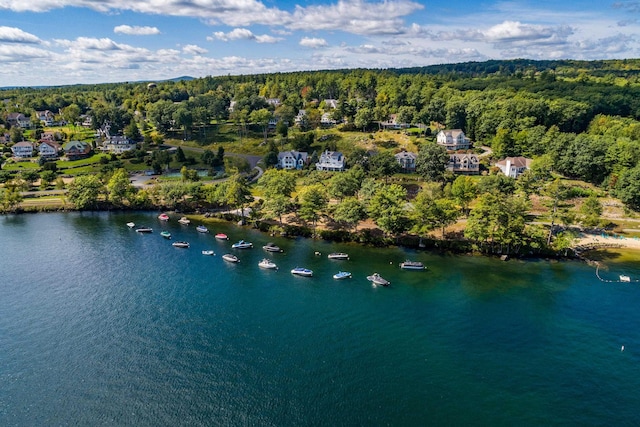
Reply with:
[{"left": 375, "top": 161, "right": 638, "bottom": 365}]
[
  {"left": 291, "top": 267, "right": 313, "bottom": 277},
  {"left": 135, "top": 226, "right": 153, "bottom": 233},
  {"left": 196, "top": 225, "right": 209, "bottom": 233},
  {"left": 263, "top": 242, "right": 283, "bottom": 252},
  {"left": 222, "top": 254, "right": 239, "bottom": 263},
  {"left": 328, "top": 252, "right": 349, "bottom": 260},
  {"left": 400, "top": 260, "right": 425, "bottom": 270},
  {"left": 202, "top": 250, "right": 215, "bottom": 256},
  {"left": 232, "top": 240, "right": 253, "bottom": 249},
  {"left": 367, "top": 273, "right": 390, "bottom": 286},
  {"left": 126, "top": 222, "right": 135, "bottom": 228},
  {"left": 178, "top": 217, "right": 190, "bottom": 225},
  {"left": 333, "top": 271, "right": 352, "bottom": 280},
  {"left": 172, "top": 241, "right": 190, "bottom": 248},
  {"left": 258, "top": 258, "right": 278, "bottom": 269},
  {"left": 620, "top": 275, "right": 631, "bottom": 282}
]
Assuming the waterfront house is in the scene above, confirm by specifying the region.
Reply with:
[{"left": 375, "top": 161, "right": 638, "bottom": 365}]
[
  {"left": 36, "top": 110, "right": 55, "bottom": 127},
  {"left": 495, "top": 156, "right": 533, "bottom": 178},
  {"left": 39, "top": 140, "right": 62, "bottom": 159},
  {"left": 278, "top": 150, "right": 308, "bottom": 170},
  {"left": 437, "top": 129, "right": 472, "bottom": 151},
  {"left": 395, "top": 151, "right": 417, "bottom": 173},
  {"left": 103, "top": 135, "right": 137, "bottom": 153},
  {"left": 11, "top": 141, "right": 35, "bottom": 158},
  {"left": 316, "top": 150, "right": 345, "bottom": 171},
  {"left": 448, "top": 153, "right": 479, "bottom": 175},
  {"left": 64, "top": 140, "right": 92, "bottom": 160}
]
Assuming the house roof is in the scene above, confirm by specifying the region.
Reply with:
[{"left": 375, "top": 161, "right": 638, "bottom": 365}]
[
  {"left": 440, "top": 129, "right": 465, "bottom": 137},
  {"left": 40, "top": 141, "right": 62, "bottom": 149},
  {"left": 278, "top": 150, "right": 308, "bottom": 160},
  {"left": 495, "top": 156, "right": 532, "bottom": 168},
  {"left": 395, "top": 151, "right": 417, "bottom": 160},
  {"left": 13, "top": 141, "right": 34, "bottom": 148},
  {"left": 64, "top": 140, "right": 90, "bottom": 151}
]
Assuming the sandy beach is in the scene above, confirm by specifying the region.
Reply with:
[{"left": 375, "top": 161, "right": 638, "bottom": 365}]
[{"left": 575, "top": 233, "right": 640, "bottom": 251}]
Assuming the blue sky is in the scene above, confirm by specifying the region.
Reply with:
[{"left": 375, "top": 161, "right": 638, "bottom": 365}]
[{"left": 0, "top": 0, "right": 638, "bottom": 86}]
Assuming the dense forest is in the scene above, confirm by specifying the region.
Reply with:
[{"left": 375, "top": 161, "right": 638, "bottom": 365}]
[{"left": 3, "top": 58, "right": 640, "bottom": 256}]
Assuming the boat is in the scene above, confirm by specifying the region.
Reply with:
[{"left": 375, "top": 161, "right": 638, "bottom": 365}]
[
  {"left": 328, "top": 252, "right": 349, "bottom": 260},
  {"left": 160, "top": 231, "right": 172, "bottom": 239},
  {"left": 263, "top": 242, "right": 283, "bottom": 253},
  {"left": 135, "top": 226, "right": 153, "bottom": 233},
  {"left": 158, "top": 213, "right": 170, "bottom": 221},
  {"left": 400, "top": 260, "right": 425, "bottom": 270},
  {"left": 333, "top": 271, "right": 352, "bottom": 280},
  {"left": 126, "top": 222, "right": 135, "bottom": 228},
  {"left": 215, "top": 233, "right": 229, "bottom": 240},
  {"left": 620, "top": 275, "right": 631, "bottom": 282},
  {"left": 367, "top": 273, "right": 390, "bottom": 286},
  {"left": 172, "top": 241, "right": 190, "bottom": 248},
  {"left": 222, "top": 254, "right": 239, "bottom": 263},
  {"left": 178, "top": 217, "right": 190, "bottom": 225},
  {"left": 258, "top": 258, "right": 278, "bottom": 269},
  {"left": 202, "top": 250, "right": 215, "bottom": 256},
  {"left": 232, "top": 240, "right": 253, "bottom": 249},
  {"left": 291, "top": 267, "right": 313, "bottom": 277},
  {"left": 196, "top": 225, "right": 209, "bottom": 233}
]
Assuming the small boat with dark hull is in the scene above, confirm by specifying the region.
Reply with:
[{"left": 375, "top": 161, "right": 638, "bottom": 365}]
[
  {"left": 172, "top": 241, "right": 190, "bottom": 248},
  {"left": 232, "top": 240, "right": 253, "bottom": 249},
  {"left": 367, "top": 273, "right": 390, "bottom": 286},
  {"left": 263, "top": 243, "right": 283, "bottom": 253},
  {"left": 202, "top": 250, "right": 215, "bottom": 256},
  {"left": 400, "top": 260, "right": 425, "bottom": 270},
  {"left": 328, "top": 252, "right": 349, "bottom": 260},
  {"left": 222, "top": 254, "right": 239, "bottom": 263},
  {"left": 135, "top": 226, "right": 153, "bottom": 233},
  {"left": 291, "top": 267, "right": 313, "bottom": 277},
  {"left": 196, "top": 225, "right": 209, "bottom": 233}
]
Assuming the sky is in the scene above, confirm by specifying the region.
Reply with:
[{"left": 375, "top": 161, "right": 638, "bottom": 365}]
[{"left": 1, "top": 0, "right": 639, "bottom": 87}]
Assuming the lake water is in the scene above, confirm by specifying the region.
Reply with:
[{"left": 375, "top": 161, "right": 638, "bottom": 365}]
[{"left": 2, "top": 212, "right": 640, "bottom": 426}]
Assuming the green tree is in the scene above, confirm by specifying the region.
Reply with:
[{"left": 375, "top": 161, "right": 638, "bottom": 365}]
[
  {"left": 450, "top": 175, "right": 477, "bottom": 216},
  {"left": 261, "top": 194, "right": 291, "bottom": 225},
  {"left": 354, "top": 107, "right": 374, "bottom": 132},
  {"left": 615, "top": 166, "right": 640, "bottom": 211},
  {"left": 67, "top": 174, "right": 104, "bottom": 209},
  {"left": 249, "top": 108, "right": 273, "bottom": 143},
  {"left": 415, "top": 141, "right": 449, "bottom": 182},
  {"left": 367, "top": 184, "right": 410, "bottom": 236},
  {"left": 106, "top": 168, "right": 134, "bottom": 206},
  {"left": 332, "top": 197, "right": 366, "bottom": 231},
  {"left": 39, "top": 170, "right": 57, "bottom": 189},
  {"left": 124, "top": 119, "right": 141, "bottom": 141},
  {"left": 258, "top": 168, "right": 296, "bottom": 198},
  {"left": 10, "top": 127, "right": 24, "bottom": 143},
  {"left": 579, "top": 194, "right": 602, "bottom": 227},
  {"left": 298, "top": 183, "right": 328, "bottom": 232},
  {"left": 411, "top": 191, "right": 459, "bottom": 239},
  {"left": 369, "top": 151, "right": 400, "bottom": 183},
  {"left": 61, "top": 103, "right": 81, "bottom": 127},
  {"left": 0, "top": 183, "right": 23, "bottom": 213}
]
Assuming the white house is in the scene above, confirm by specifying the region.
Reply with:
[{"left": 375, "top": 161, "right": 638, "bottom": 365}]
[
  {"left": 11, "top": 141, "right": 35, "bottom": 158},
  {"left": 103, "top": 136, "right": 137, "bottom": 153},
  {"left": 36, "top": 110, "right": 55, "bottom": 126},
  {"left": 448, "top": 153, "right": 479, "bottom": 175},
  {"left": 39, "top": 140, "right": 61, "bottom": 159},
  {"left": 316, "top": 150, "right": 345, "bottom": 171},
  {"left": 7, "top": 113, "right": 31, "bottom": 129},
  {"left": 437, "top": 129, "right": 471, "bottom": 151},
  {"left": 395, "top": 151, "right": 417, "bottom": 173},
  {"left": 278, "top": 151, "right": 308, "bottom": 170},
  {"left": 323, "top": 99, "right": 338, "bottom": 109},
  {"left": 294, "top": 109, "right": 307, "bottom": 126},
  {"left": 321, "top": 112, "right": 337, "bottom": 126},
  {"left": 495, "top": 156, "right": 533, "bottom": 178}
]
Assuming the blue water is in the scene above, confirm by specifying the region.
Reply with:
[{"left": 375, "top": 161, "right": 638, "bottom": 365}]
[{"left": 2, "top": 212, "right": 640, "bottom": 426}]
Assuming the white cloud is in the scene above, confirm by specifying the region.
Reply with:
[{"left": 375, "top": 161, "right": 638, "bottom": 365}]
[
  {"left": 208, "top": 28, "right": 281, "bottom": 43},
  {"left": 0, "top": 26, "right": 41, "bottom": 44},
  {"left": 182, "top": 44, "right": 208, "bottom": 55},
  {"left": 300, "top": 37, "right": 328, "bottom": 48},
  {"left": 0, "top": 44, "right": 51, "bottom": 61},
  {"left": 114, "top": 25, "right": 160, "bottom": 35}
]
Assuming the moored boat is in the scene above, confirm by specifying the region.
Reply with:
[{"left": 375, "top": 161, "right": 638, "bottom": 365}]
[
  {"left": 178, "top": 217, "right": 190, "bottom": 225},
  {"left": 135, "top": 226, "right": 153, "bottom": 233},
  {"left": 158, "top": 213, "right": 170, "bottom": 221},
  {"left": 160, "top": 231, "right": 172, "bottom": 239},
  {"left": 328, "top": 252, "right": 349, "bottom": 260},
  {"left": 367, "top": 273, "right": 390, "bottom": 286},
  {"left": 222, "top": 254, "right": 239, "bottom": 263},
  {"left": 196, "top": 225, "right": 209, "bottom": 233},
  {"left": 263, "top": 242, "right": 283, "bottom": 253},
  {"left": 202, "top": 250, "right": 215, "bottom": 256},
  {"left": 172, "top": 241, "right": 190, "bottom": 248},
  {"left": 333, "top": 271, "right": 352, "bottom": 280},
  {"left": 126, "top": 222, "right": 135, "bottom": 228},
  {"left": 620, "top": 275, "right": 631, "bottom": 282},
  {"left": 291, "top": 267, "right": 313, "bottom": 277},
  {"left": 215, "top": 233, "right": 229, "bottom": 240},
  {"left": 400, "top": 260, "right": 425, "bottom": 270},
  {"left": 258, "top": 258, "right": 278, "bottom": 269},
  {"left": 232, "top": 240, "right": 253, "bottom": 249}
]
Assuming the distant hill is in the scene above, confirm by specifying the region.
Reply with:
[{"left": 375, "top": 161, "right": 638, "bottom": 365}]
[{"left": 0, "top": 75, "right": 195, "bottom": 90}]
